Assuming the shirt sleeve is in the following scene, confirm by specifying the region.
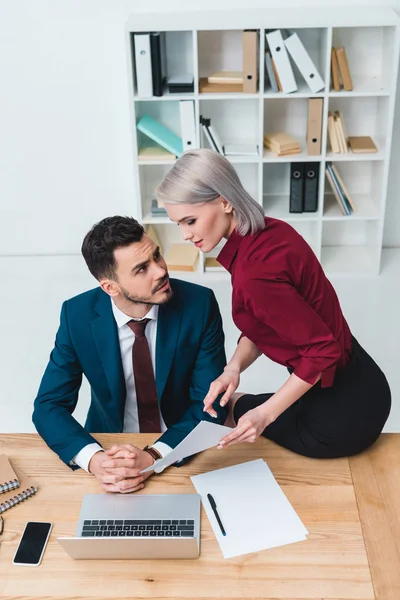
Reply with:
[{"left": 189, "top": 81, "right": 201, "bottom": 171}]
[
  {"left": 243, "top": 274, "right": 341, "bottom": 387},
  {"left": 71, "top": 443, "right": 104, "bottom": 472}
]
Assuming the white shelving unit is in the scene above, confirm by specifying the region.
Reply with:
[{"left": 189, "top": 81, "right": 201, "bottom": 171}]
[{"left": 125, "top": 8, "right": 400, "bottom": 276}]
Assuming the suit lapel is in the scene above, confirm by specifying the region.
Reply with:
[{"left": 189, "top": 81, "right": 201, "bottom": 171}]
[
  {"left": 91, "top": 293, "right": 126, "bottom": 429},
  {"left": 156, "top": 296, "right": 182, "bottom": 400}
]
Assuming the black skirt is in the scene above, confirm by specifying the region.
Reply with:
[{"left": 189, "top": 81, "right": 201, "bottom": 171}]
[{"left": 233, "top": 337, "right": 391, "bottom": 458}]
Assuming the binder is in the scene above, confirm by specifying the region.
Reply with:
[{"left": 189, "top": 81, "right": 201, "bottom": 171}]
[
  {"left": 284, "top": 32, "right": 324, "bottom": 93},
  {"left": 289, "top": 162, "right": 305, "bottom": 213},
  {"left": 303, "top": 163, "right": 319, "bottom": 212},
  {"left": 265, "top": 30, "right": 297, "bottom": 94},
  {"left": 242, "top": 30, "right": 258, "bottom": 93},
  {"left": 336, "top": 47, "right": 353, "bottom": 91},
  {"left": 150, "top": 32, "right": 166, "bottom": 97},
  {"left": 265, "top": 51, "right": 279, "bottom": 92},
  {"left": 331, "top": 48, "right": 341, "bottom": 91},
  {"left": 179, "top": 100, "right": 197, "bottom": 151},
  {"left": 136, "top": 115, "right": 183, "bottom": 157},
  {"left": 134, "top": 33, "right": 153, "bottom": 98},
  {"left": 307, "top": 98, "right": 323, "bottom": 156}
]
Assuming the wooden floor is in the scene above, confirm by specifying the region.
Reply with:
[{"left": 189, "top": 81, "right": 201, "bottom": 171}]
[{"left": 0, "top": 433, "right": 399, "bottom": 599}]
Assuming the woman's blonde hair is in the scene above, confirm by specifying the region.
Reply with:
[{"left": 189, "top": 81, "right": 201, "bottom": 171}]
[{"left": 155, "top": 148, "right": 265, "bottom": 235}]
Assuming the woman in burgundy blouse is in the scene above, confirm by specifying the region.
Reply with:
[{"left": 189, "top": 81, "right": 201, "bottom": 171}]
[{"left": 156, "top": 149, "right": 391, "bottom": 458}]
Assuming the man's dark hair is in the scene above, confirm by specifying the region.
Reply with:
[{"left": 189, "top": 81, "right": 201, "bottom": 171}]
[{"left": 81, "top": 216, "right": 145, "bottom": 281}]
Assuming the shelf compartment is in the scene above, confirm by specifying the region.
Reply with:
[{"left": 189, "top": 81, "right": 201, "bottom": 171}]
[
  {"left": 323, "top": 161, "right": 384, "bottom": 219},
  {"left": 289, "top": 220, "right": 320, "bottom": 259},
  {"left": 262, "top": 162, "right": 321, "bottom": 219},
  {"left": 263, "top": 97, "right": 323, "bottom": 160},
  {"left": 264, "top": 27, "right": 329, "bottom": 95},
  {"left": 144, "top": 224, "right": 204, "bottom": 276},
  {"left": 326, "top": 96, "right": 390, "bottom": 158},
  {"left": 321, "top": 220, "right": 379, "bottom": 274},
  {"left": 330, "top": 26, "right": 396, "bottom": 94},
  {"left": 197, "top": 30, "right": 260, "bottom": 94},
  {"left": 199, "top": 98, "right": 260, "bottom": 154},
  {"left": 131, "top": 31, "right": 194, "bottom": 99},
  {"left": 138, "top": 164, "right": 174, "bottom": 223}
]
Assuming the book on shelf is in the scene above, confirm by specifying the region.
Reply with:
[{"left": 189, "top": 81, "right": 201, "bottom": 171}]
[
  {"left": 0, "top": 463, "right": 38, "bottom": 515},
  {"left": 200, "top": 116, "right": 224, "bottom": 154},
  {"left": 325, "top": 162, "right": 354, "bottom": 215},
  {"left": 224, "top": 143, "right": 259, "bottom": 156},
  {"left": 283, "top": 31, "right": 325, "bottom": 93},
  {"left": 165, "top": 244, "right": 199, "bottom": 271},
  {"left": 264, "top": 132, "right": 301, "bottom": 156},
  {"left": 265, "top": 51, "right": 279, "bottom": 92},
  {"left": 167, "top": 74, "right": 194, "bottom": 94},
  {"left": 205, "top": 257, "right": 223, "bottom": 270},
  {"left": 335, "top": 46, "right": 353, "bottom": 91},
  {"left": 348, "top": 136, "right": 377, "bottom": 154},
  {"left": 151, "top": 198, "right": 168, "bottom": 216},
  {"left": 331, "top": 163, "right": 356, "bottom": 213},
  {"left": 327, "top": 111, "right": 340, "bottom": 153},
  {"left": 179, "top": 100, "right": 198, "bottom": 150},
  {"left": 145, "top": 224, "right": 163, "bottom": 255},
  {"left": 242, "top": 30, "right": 258, "bottom": 93},
  {"left": 137, "top": 115, "right": 183, "bottom": 157},
  {"left": 134, "top": 33, "right": 153, "bottom": 98},
  {"left": 138, "top": 146, "right": 176, "bottom": 162},
  {"left": 307, "top": 98, "right": 323, "bottom": 156},
  {"left": 207, "top": 70, "right": 244, "bottom": 84},
  {"left": 330, "top": 48, "right": 341, "bottom": 91},
  {"left": 333, "top": 111, "right": 348, "bottom": 153},
  {"left": 150, "top": 32, "right": 166, "bottom": 97},
  {"left": 199, "top": 78, "right": 243, "bottom": 93},
  {"left": 0, "top": 455, "right": 20, "bottom": 493},
  {"left": 265, "top": 30, "right": 297, "bottom": 94}
]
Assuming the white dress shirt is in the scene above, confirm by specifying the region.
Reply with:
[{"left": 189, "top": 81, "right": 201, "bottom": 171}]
[{"left": 72, "top": 299, "right": 172, "bottom": 472}]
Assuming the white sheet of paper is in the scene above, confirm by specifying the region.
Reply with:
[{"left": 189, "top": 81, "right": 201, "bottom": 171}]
[
  {"left": 140, "top": 421, "right": 232, "bottom": 474},
  {"left": 191, "top": 459, "right": 308, "bottom": 558}
]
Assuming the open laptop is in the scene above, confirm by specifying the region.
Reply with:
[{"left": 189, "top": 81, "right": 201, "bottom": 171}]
[{"left": 57, "top": 493, "right": 200, "bottom": 559}]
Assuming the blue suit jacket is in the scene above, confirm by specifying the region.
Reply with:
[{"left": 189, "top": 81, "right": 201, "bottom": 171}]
[{"left": 32, "top": 279, "right": 227, "bottom": 468}]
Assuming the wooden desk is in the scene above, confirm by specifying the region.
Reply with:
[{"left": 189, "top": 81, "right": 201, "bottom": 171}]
[{"left": 0, "top": 433, "right": 399, "bottom": 600}]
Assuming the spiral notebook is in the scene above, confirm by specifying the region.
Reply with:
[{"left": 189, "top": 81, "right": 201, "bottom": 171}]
[
  {"left": 0, "top": 454, "right": 20, "bottom": 493},
  {"left": 0, "top": 461, "right": 38, "bottom": 515}
]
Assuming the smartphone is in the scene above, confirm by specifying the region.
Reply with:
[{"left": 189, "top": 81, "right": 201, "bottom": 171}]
[{"left": 12, "top": 521, "right": 52, "bottom": 566}]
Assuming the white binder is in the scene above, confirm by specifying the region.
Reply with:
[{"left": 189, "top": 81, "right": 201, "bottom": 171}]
[
  {"left": 284, "top": 32, "right": 325, "bottom": 93},
  {"left": 179, "top": 101, "right": 198, "bottom": 151},
  {"left": 134, "top": 33, "right": 153, "bottom": 98},
  {"left": 265, "top": 30, "right": 297, "bottom": 94}
]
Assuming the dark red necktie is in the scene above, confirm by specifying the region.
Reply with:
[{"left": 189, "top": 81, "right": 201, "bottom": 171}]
[{"left": 127, "top": 318, "right": 161, "bottom": 433}]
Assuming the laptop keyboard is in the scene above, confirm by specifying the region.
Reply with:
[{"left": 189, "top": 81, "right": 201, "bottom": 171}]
[{"left": 81, "top": 519, "right": 195, "bottom": 538}]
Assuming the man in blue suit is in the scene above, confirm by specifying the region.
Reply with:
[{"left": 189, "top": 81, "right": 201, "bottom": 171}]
[{"left": 33, "top": 216, "right": 227, "bottom": 493}]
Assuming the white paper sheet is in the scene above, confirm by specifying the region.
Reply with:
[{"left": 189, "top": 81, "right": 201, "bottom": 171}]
[
  {"left": 191, "top": 459, "right": 308, "bottom": 558},
  {"left": 140, "top": 421, "right": 232, "bottom": 474}
]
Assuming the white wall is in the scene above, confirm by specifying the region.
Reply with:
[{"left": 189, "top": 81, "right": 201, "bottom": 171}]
[{"left": 0, "top": 0, "right": 400, "bottom": 254}]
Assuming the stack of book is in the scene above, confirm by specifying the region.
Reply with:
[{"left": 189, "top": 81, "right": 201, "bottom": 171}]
[
  {"left": 264, "top": 132, "right": 301, "bottom": 157},
  {"left": 331, "top": 46, "right": 353, "bottom": 91},
  {"left": 325, "top": 162, "right": 356, "bottom": 216},
  {"left": 199, "top": 70, "right": 244, "bottom": 94},
  {"left": 327, "top": 110, "right": 348, "bottom": 153}
]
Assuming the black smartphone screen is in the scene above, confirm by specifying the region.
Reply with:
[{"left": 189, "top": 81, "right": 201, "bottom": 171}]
[{"left": 13, "top": 522, "right": 52, "bottom": 565}]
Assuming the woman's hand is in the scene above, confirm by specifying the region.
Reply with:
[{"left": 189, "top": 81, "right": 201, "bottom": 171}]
[
  {"left": 217, "top": 404, "right": 274, "bottom": 447},
  {"left": 203, "top": 368, "right": 240, "bottom": 418}
]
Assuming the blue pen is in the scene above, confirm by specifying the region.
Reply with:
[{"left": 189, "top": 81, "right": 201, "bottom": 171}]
[{"left": 207, "top": 493, "right": 226, "bottom": 536}]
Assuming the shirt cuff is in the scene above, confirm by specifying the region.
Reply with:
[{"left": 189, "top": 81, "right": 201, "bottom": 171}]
[
  {"left": 71, "top": 443, "right": 104, "bottom": 473},
  {"left": 151, "top": 442, "right": 172, "bottom": 473}
]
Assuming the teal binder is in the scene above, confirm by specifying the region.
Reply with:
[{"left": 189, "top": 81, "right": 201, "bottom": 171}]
[{"left": 137, "top": 115, "right": 183, "bottom": 157}]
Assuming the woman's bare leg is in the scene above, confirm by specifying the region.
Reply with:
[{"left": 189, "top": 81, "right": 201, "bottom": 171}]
[{"left": 224, "top": 392, "right": 246, "bottom": 427}]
